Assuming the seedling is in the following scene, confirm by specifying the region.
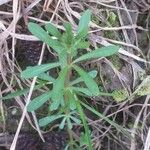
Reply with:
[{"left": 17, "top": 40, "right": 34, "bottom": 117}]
[{"left": 2, "top": 10, "right": 120, "bottom": 150}]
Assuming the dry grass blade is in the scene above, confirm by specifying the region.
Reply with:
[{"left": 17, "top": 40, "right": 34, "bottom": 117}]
[
  {"left": 144, "top": 127, "right": 150, "bottom": 150},
  {"left": 0, "top": 0, "right": 149, "bottom": 149}
]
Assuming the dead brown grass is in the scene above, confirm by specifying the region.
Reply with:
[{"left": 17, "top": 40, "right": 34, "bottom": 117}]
[{"left": 0, "top": 0, "right": 150, "bottom": 150}]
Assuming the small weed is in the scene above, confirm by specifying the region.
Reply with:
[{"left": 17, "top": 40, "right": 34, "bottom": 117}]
[
  {"left": 112, "top": 89, "right": 129, "bottom": 102},
  {"left": 1, "top": 10, "right": 120, "bottom": 150}
]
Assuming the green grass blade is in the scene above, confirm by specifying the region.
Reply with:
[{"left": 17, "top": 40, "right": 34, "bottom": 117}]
[
  {"left": 73, "top": 45, "right": 120, "bottom": 63},
  {"left": 80, "top": 101, "right": 130, "bottom": 137}
]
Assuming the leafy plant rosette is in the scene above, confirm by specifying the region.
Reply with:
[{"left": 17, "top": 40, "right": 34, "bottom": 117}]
[{"left": 2, "top": 10, "right": 121, "bottom": 150}]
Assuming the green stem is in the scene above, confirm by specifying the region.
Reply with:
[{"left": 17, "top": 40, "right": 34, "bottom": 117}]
[{"left": 64, "top": 53, "right": 74, "bottom": 150}]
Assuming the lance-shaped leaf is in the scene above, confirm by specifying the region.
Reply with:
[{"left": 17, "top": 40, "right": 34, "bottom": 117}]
[
  {"left": 59, "top": 117, "right": 67, "bottom": 129},
  {"left": 39, "top": 115, "right": 63, "bottom": 127},
  {"left": 71, "top": 87, "right": 93, "bottom": 97},
  {"left": 27, "top": 91, "right": 52, "bottom": 112},
  {"left": 45, "top": 23, "right": 61, "bottom": 39},
  {"left": 0, "top": 84, "right": 44, "bottom": 100},
  {"left": 51, "top": 67, "right": 68, "bottom": 110},
  {"left": 67, "top": 118, "right": 73, "bottom": 129},
  {"left": 71, "top": 86, "right": 112, "bottom": 97},
  {"left": 63, "top": 22, "right": 73, "bottom": 45},
  {"left": 70, "top": 70, "right": 97, "bottom": 86},
  {"left": 66, "top": 89, "right": 76, "bottom": 110},
  {"left": 28, "top": 22, "right": 63, "bottom": 53},
  {"left": 76, "top": 9, "right": 91, "bottom": 39},
  {"left": 73, "top": 45, "right": 120, "bottom": 63},
  {"left": 73, "top": 65, "right": 100, "bottom": 96},
  {"left": 75, "top": 41, "right": 90, "bottom": 49},
  {"left": 21, "top": 62, "right": 60, "bottom": 79},
  {"left": 38, "top": 73, "right": 55, "bottom": 83},
  {"left": 70, "top": 116, "right": 81, "bottom": 125}
]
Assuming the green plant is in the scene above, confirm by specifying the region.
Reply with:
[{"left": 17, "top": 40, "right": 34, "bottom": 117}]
[
  {"left": 112, "top": 89, "right": 129, "bottom": 102},
  {"left": 1, "top": 10, "right": 120, "bottom": 150}
]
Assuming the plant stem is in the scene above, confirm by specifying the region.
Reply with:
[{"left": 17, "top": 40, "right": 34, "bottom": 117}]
[{"left": 64, "top": 53, "right": 74, "bottom": 150}]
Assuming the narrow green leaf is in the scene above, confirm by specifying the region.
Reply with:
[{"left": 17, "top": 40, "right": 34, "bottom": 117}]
[
  {"left": 73, "top": 65, "right": 100, "bottom": 96},
  {"left": 80, "top": 132, "right": 89, "bottom": 147},
  {"left": 51, "top": 67, "right": 68, "bottom": 110},
  {"left": 67, "top": 118, "right": 73, "bottom": 129},
  {"left": 71, "top": 87, "right": 93, "bottom": 97},
  {"left": 73, "top": 45, "right": 120, "bottom": 63},
  {"left": 67, "top": 89, "right": 76, "bottom": 110},
  {"left": 64, "top": 23, "right": 73, "bottom": 44},
  {"left": 58, "top": 50, "right": 67, "bottom": 68},
  {"left": 59, "top": 117, "right": 66, "bottom": 129},
  {"left": 27, "top": 91, "right": 52, "bottom": 112},
  {"left": 28, "top": 22, "right": 50, "bottom": 43},
  {"left": 38, "top": 73, "right": 55, "bottom": 83},
  {"left": 75, "top": 41, "right": 90, "bottom": 49},
  {"left": 70, "top": 116, "right": 81, "bottom": 124},
  {"left": 77, "top": 10, "right": 92, "bottom": 39},
  {"left": 50, "top": 99, "right": 61, "bottom": 111},
  {"left": 28, "top": 22, "right": 63, "bottom": 53},
  {"left": 75, "top": 96, "right": 93, "bottom": 150},
  {"left": 80, "top": 101, "right": 130, "bottom": 137},
  {"left": 39, "top": 115, "right": 62, "bottom": 127},
  {"left": 71, "top": 87, "right": 113, "bottom": 97},
  {"left": 0, "top": 84, "right": 44, "bottom": 100},
  {"left": 45, "top": 23, "right": 61, "bottom": 39},
  {"left": 70, "top": 70, "right": 97, "bottom": 86},
  {"left": 21, "top": 62, "right": 60, "bottom": 79},
  {"left": 1, "top": 88, "right": 29, "bottom": 100}
]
